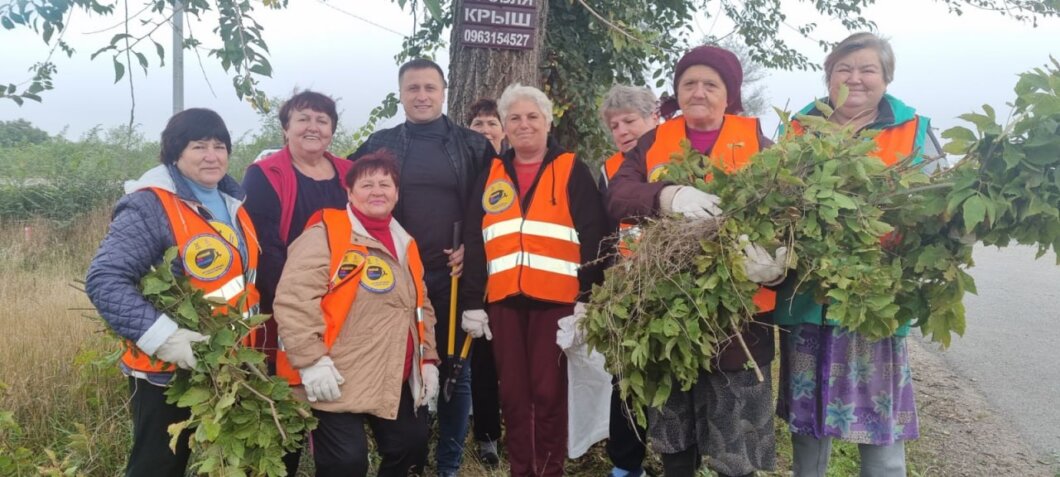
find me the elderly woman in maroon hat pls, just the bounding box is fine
[607,45,786,477]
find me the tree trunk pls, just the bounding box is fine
[446,0,548,125]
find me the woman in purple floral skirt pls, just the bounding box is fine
[776,31,944,477]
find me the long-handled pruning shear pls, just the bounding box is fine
[443,221,474,402]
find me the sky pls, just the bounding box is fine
[1,0,1058,151]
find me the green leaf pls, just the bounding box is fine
[176,386,211,407]
[962,195,987,231]
[153,40,166,66]
[134,51,149,73]
[141,276,170,296]
[112,58,125,83]
[423,0,443,18]
[831,192,857,210]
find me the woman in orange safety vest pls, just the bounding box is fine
[272,151,440,477]
[86,108,259,477]
[596,84,660,477]
[606,46,786,477]
[460,83,607,477]
[774,32,945,477]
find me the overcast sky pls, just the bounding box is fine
[1,0,1057,151]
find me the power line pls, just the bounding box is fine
[315,0,408,37]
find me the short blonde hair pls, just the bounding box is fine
[824,32,896,85]
[498,83,554,126]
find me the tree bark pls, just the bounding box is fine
[446,0,548,125]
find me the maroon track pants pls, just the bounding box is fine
[488,297,571,477]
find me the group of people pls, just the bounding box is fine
[87,30,938,477]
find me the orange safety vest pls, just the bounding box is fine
[275,208,428,386]
[481,153,581,304]
[789,117,919,167]
[122,188,261,374]
[600,151,624,188]
[644,115,776,312]
[601,151,638,258]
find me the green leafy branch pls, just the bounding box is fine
[587,59,1060,421]
[139,247,315,476]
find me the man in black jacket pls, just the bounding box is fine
[348,58,495,477]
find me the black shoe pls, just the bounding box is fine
[478,440,500,469]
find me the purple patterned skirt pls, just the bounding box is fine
[777,323,919,445]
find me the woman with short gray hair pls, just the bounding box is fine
[460,83,607,476]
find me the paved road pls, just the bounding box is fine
[917,244,1060,460]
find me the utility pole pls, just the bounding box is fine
[172,0,184,114]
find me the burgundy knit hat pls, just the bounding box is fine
[660,45,744,118]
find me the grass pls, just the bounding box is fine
[0,209,131,475]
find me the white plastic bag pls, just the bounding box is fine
[565,342,612,458]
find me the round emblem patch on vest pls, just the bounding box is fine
[182,234,234,281]
[209,220,240,247]
[648,164,669,183]
[360,255,395,293]
[332,250,366,286]
[482,179,516,214]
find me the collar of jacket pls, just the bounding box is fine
[797,93,917,129]
[122,163,245,203]
[345,204,416,266]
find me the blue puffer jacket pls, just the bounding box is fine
[85,164,247,385]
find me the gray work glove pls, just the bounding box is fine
[155,328,208,370]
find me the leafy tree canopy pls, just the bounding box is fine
[0,119,50,147]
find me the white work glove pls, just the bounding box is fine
[461,309,492,340]
[423,364,439,412]
[739,235,789,286]
[670,186,723,219]
[154,328,208,370]
[556,302,589,350]
[299,356,344,403]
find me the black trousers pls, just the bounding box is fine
[607,377,646,472]
[125,377,192,477]
[311,385,429,477]
[470,335,502,442]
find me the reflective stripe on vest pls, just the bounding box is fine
[789,117,919,167]
[275,207,428,386]
[481,153,581,304]
[121,188,261,374]
[643,116,776,312]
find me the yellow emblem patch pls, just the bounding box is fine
[209,221,240,247]
[332,250,366,287]
[648,164,669,183]
[360,255,395,293]
[482,179,516,214]
[182,234,234,281]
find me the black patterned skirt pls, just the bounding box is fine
[647,367,776,475]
